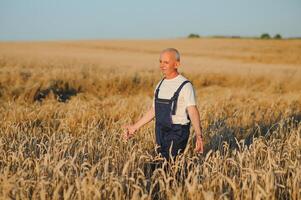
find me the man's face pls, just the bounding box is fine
[159,52,180,76]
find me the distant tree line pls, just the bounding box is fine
[188,33,200,38]
[187,33,283,39]
[260,33,282,39]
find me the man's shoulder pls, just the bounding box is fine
[179,75,196,102]
[178,74,188,81]
[179,74,193,84]
[178,75,193,87]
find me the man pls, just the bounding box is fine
[123,48,203,160]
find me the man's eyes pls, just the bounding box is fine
[159,60,169,64]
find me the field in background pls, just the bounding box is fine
[0,38,300,199]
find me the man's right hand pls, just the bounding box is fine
[122,125,137,141]
[194,135,204,154]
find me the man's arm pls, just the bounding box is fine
[123,107,155,140]
[187,105,204,153]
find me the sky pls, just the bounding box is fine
[0,0,300,41]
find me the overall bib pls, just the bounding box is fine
[154,78,191,160]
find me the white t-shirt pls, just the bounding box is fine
[153,74,197,125]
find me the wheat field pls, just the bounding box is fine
[0,38,300,199]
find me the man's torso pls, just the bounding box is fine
[153,74,196,125]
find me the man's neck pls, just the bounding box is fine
[165,71,179,79]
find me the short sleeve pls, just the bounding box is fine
[183,82,197,107]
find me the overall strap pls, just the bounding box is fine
[171,80,190,115]
[155,78,165,98]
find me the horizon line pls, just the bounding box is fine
[1,35,301,43]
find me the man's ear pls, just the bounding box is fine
[175,61,180,69]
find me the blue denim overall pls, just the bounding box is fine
[154,78,191,160]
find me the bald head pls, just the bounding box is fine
[161,48,180,62]
[159,48,181,79]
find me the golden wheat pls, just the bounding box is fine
[0,39,300,199]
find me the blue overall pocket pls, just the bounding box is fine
[155,98,173,128]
